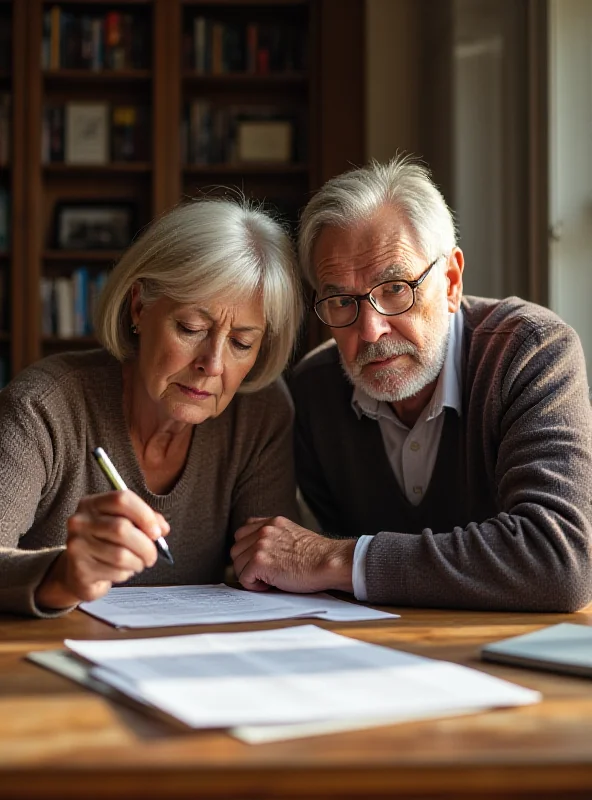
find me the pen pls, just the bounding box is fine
[92,446,174,565]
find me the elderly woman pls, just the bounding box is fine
[0,198,302,617]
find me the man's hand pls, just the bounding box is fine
[231,516,355,594]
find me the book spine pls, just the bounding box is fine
[40,277,55,336]
[0,187,9,251]
[91,18,104,71]
[41,11,51,69]
[54,277,75,339]
[81,16,94,70]
[49,6,61,70]
[246,24,258,74]
[49,106,64,162]
[211,23,223,76]
[105,11,120,70]
[194,17,207,74]
[89,270,109,332]
[72,266,89,336]
[0,94,10,166]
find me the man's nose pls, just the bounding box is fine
[355,299,393,342]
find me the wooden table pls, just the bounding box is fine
[3,605,592,799]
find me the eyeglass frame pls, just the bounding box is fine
[313,255,442,329]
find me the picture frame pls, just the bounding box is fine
[236,120,293,162]
[65,102,109,165]
[53,200,137,250]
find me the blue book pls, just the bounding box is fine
[482,623,592,678]
[72,266,90,335]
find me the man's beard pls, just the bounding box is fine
[340,314,451,403]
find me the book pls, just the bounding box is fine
[40,277,55,336]
[54,276,75,338]
[111,106,137,161]
[0,93,10,166]
[481,623,592,678]
[0,187,9,251]
[72,266,90,336]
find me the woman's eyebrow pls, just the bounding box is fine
[232,324,265,334]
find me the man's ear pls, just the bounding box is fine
[129,282,143,326]
[445,248,464,313]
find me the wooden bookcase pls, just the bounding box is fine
[15,0,364,372]
[0,0,26,381]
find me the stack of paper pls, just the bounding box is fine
[79,584,398,628]
[50,624,540,742]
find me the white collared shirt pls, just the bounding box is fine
[352,309,464,600]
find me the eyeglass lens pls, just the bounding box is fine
[316,281,414,327]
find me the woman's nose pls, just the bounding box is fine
[194,343,224,376]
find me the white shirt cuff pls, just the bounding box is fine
[352,535,373,601]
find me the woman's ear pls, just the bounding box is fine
[129,281,143,326]
[445,248,464,313]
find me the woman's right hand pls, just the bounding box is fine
[35,490,170,610]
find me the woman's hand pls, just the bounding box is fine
[35,490,170,610]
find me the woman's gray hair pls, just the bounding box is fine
[298,155,457,288]
[96,197,303,393]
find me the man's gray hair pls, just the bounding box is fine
[298,155,457,288]
[96,197,303,393]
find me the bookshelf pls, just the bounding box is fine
[16,0,363,369]
[0,3,10,380]
[24,0,169,363]
[177,0,312,235]
[0,0,26,383]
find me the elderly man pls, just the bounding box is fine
[231,157,592,612]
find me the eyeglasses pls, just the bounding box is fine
[313,257,441,328]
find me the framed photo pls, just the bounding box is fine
[236,120,293,162]
[53,200,136,250]
[65,102,109,165]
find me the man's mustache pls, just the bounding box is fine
[354,338,417,368]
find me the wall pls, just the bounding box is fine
[365,0,420,162]
[549,0,592,375]
[453,0,504,298]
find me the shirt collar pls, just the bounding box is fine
[351,308,464,422]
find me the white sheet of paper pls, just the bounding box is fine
[232,707,479,744]
[79,584,398,628]
[275,592,397,622]
[65,625,540,730]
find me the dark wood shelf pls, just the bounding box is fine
[12,0,364,374]
[43,0,150,5]
[44,162,151,174]
[42,336,98,346]
[44,69,151,84]
[44,250,121,263]
[184,162,308,175]
[183,71,307,88]
[182,0,308,5]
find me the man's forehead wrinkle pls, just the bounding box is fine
[315,241,380,272]
[317,241,416,294]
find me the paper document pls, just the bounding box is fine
[64,624,540,731]
[79,584,398,628]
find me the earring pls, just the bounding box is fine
[131,323,139,335]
